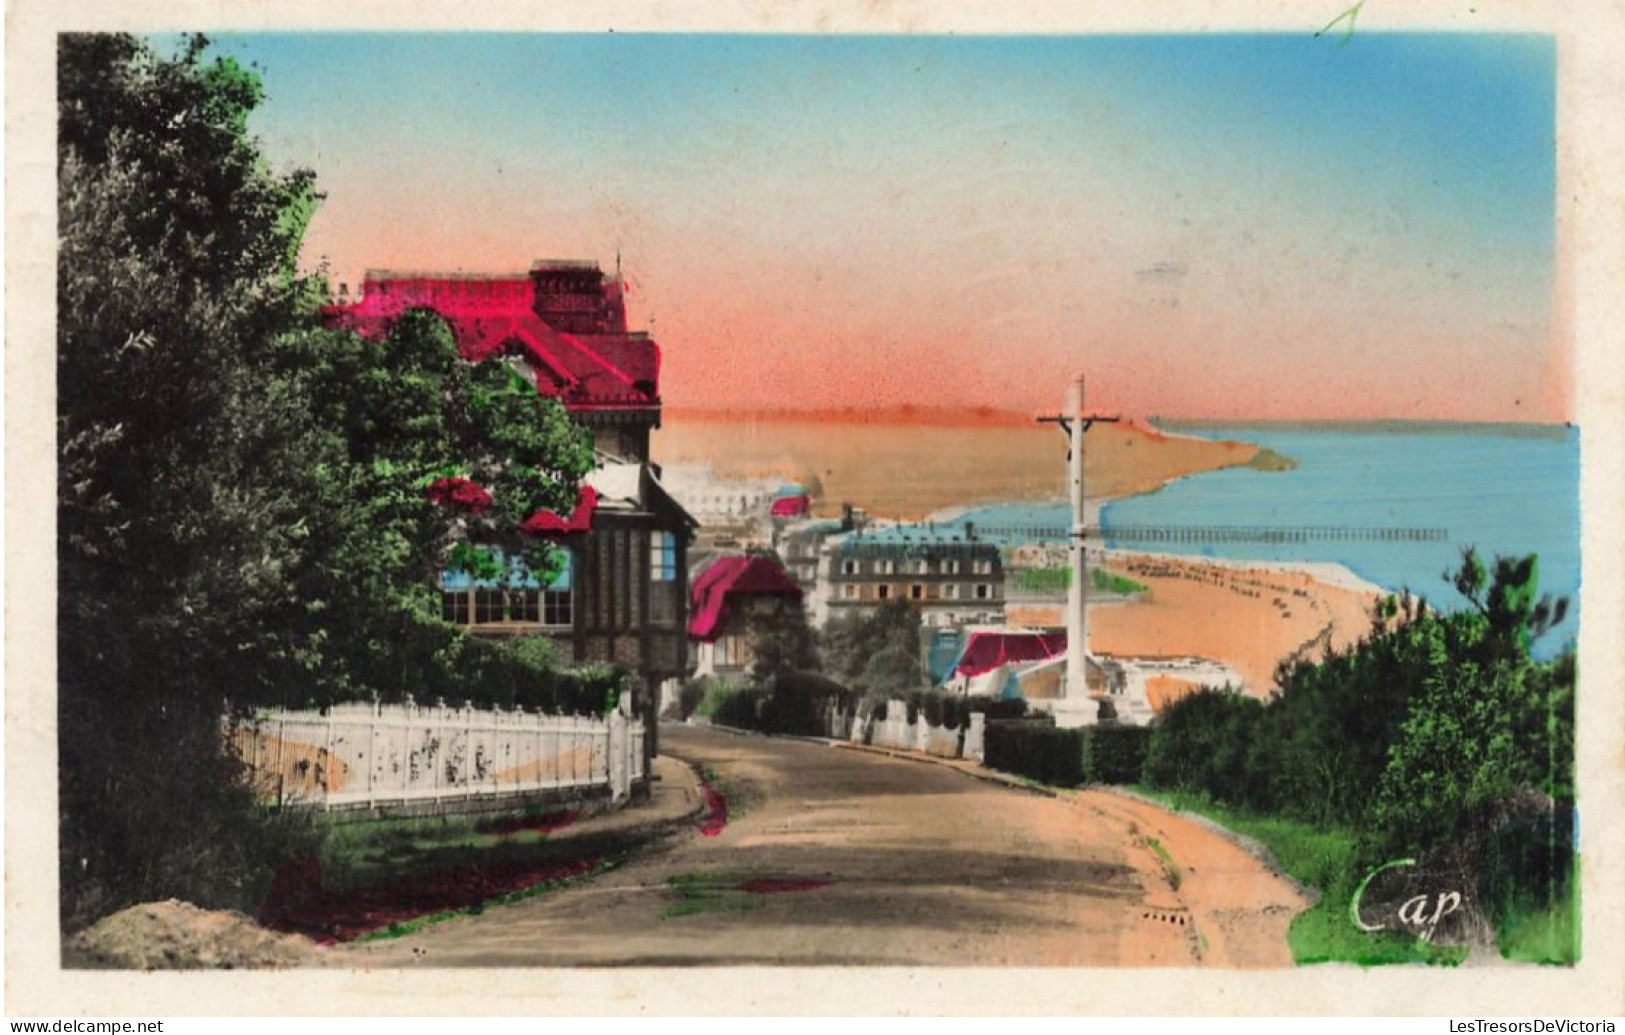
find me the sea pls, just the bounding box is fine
[947,423,1582,661]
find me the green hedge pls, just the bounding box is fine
[984,721,1151,787]
[705,671,852,737]
[1083,726,1151,784]
[984,720,1085,786]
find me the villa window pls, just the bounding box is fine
[943,560,961,575]
[877,584,891,601]
[943,584,960,600]
[650,531,677,582]
[842,559,860,575]
[975,584,992,600]
[973,559,994,575]
[910,584,924,600]
[842,584,860,600]
[876,559,895,575]
[441,592,471,625]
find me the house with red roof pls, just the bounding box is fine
[324,261,697,750]
[687,554,806,682]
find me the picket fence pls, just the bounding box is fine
[226,698,647,811]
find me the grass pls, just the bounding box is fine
[1012,567,1148,595]
[661,871,761,920]
[1495,857,1581,965]
[315,806,577,890]
[1126,785,1465,967]
[1146,837,1182,891]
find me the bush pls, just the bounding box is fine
[761,671,851,736]
[984,719,1085,787]
[693,679,742,719]
[710,685,770,731]
[1082,726,1151,784]
[440,636,625,715]
[675,678,712,720]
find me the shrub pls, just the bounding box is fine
[675,678,712,720]
[984,719,1085,787]
[693,679,742,719]
[1082,726,1151,784]
[761,671,851,736]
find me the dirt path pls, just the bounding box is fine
[336,726,1306,968]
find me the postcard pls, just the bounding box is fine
[7,0,1624,1018]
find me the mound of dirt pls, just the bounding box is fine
[66,899,324,970]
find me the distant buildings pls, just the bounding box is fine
[817,529,1005,628]
[323,261,697,751]
[661,465,804,551]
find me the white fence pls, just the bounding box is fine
[227,698,647,811]
[833,699,987,762]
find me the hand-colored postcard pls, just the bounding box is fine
[7,0,1624,1019]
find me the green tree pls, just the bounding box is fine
[58,34,335,926]
[55,33,594,926]
[747,602,821,685]
[820,599,924,696]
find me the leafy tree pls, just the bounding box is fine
[821,599,924,696]
[747,601,820,685]
[55,33,593,926]
[58,34,332,925]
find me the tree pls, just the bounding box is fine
[55,33,594,925]
[747,602,820,685]
[58,34,334,925]
[820,599,924,696]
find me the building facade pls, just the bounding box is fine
[323,260,696,752]
[817,532,1006,628]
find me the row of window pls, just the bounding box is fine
[838,557,996,576]
[838,582,996,602]
[443,589,572,628]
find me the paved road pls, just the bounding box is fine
[340,725,1304,967]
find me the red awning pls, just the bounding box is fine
[953,630,1068,679]
[770,494,810,517]
[521,485,598,536]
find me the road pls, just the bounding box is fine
[339,725,1307,967]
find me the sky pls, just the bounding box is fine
[205,32,1562,422]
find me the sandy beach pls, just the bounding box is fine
[1008,552,1382,698]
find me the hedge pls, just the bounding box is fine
[984,720,1152,787]
[984,719,1085,787]
[1082,726,1151,784]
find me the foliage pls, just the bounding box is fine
[984,720,1085,787]
[746,601,821,685]
[1139,548,1576,958]
[55,34,594,927]
[702,671,851,737]
[820,600,924,697]
[1081,726,1151,784]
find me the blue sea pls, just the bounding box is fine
[950,423,1582,661]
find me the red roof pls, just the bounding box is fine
[321,267,660,412]
[954,630,1067,678]
[688,555,804,641]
